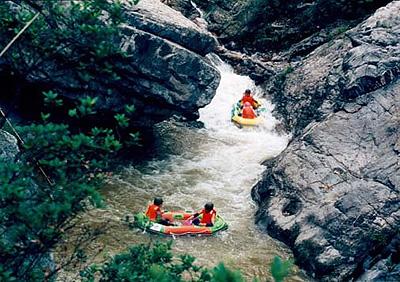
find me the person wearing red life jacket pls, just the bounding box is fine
[189,202,216,227]
[240,89,258,108]
[145,197,173,225]
[241,102,257,119]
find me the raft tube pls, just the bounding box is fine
[231,101,264,126]
[134,211,228,236]
[231,115,263,126]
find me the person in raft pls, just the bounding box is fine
[145,197,173,226]
[241,102,257,119]
[240,89,258,108]
[189,202,216,227]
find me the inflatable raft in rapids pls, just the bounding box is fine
[134,211,228,236]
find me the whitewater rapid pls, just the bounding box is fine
[56,57,304,281]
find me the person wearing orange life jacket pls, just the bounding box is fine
[145,197,173,225]
[189,202,216,227]
[241,102,257,119]
[240,89,258,108]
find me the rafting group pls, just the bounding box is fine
[231,89,264,127]
[134,197,228,236]
[133,89,264,236]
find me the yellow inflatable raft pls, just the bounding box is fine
[231,101,264,126]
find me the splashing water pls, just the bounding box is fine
[56,58,305,281]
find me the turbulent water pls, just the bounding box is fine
[57,58,305,281]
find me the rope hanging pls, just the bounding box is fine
[0,11,54,186]
[0,12,40,58]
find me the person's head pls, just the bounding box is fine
[154,197,163,206]
[244,102,252,107]
[204,202,214,212]
[244,89,251,96]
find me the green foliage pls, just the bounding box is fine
[80,242,211,282]
[40,112,50,122]
[80,242,295,282]
[0,0,137,85]
[211,263,244,282]
[270,256,293,282]
[0,120,122,280]
[43,90,63,107]
[124,104,136,114]
[76,96,98,116]
[114,113,129,128]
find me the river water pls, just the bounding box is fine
[57,57,305,281]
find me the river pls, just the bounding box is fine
[56,57,306,281]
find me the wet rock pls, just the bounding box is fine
[0,129,18,162]
[253,76,400,281]
[215,46,275,84]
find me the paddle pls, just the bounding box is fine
[183,219,192,226]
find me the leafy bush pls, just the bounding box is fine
[0,0,141,275]
[80,242,211,282]
[0,0,139,86]
[270,256,293,282]
[0,120,122,280]
[81,242,293,282]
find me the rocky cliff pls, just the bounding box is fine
[252,2,400,280]
[168,0,392,52]
[0,0,220,127]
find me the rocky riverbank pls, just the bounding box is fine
[251,1,400,280]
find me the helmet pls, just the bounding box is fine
[154,197,163,205]
[244,89,251,94]
[204,202,214,212]
[244,102,251,107]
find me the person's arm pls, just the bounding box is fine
[188,210,201,220]
[211,212,216,225]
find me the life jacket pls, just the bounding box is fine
[145,204,161,221]
[242,107,256,119]
[241,95,257,108]
[200,208,217,225]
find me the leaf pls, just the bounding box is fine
[270,256,293,282]
[212,263,244,282]
[68,108,78,118]
[41,112,50,122]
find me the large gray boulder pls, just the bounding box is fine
[252,2,400,281]
[1,0,220,127]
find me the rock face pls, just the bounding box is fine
[189,0,391,52]
[0,129,18,162]
[266,0,400,134]
[252,2,400,281]
[0,0,220,127]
